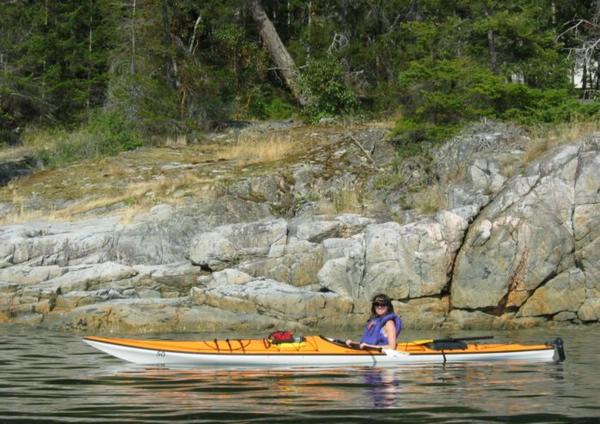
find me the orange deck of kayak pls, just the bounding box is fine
[84,335,552,356]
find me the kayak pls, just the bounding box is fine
[83,335,566,367]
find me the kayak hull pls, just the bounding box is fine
[83,335,561,367]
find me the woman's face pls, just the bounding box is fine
[373,301,389,316]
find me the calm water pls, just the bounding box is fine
[1,326,599,423]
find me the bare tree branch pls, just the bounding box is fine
[188,15,202,54]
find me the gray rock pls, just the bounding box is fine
[190,277,356,328]
[318,236,365,297]
[292,219,340,243]
[518,269,586,317]
[44,298,281,333]
[115,199,273,264]
[133,262,201,285]
[228,174,290,206]
[447,184,491,210]
[189,219,287,270]
[468,158,506,193]
[363,212,468,299]
[394,297,449,330]
[0,265,66,285]
[451,144,581,310]
[435,120,526,184]
[37,262,138,294]
[0,217,118,267]
[553,311,578,322]
[2,126,600,332]
[205,268,254,286]
[239,239,323,287]
[578,298,600,322]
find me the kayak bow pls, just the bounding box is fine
[83,335,565,366]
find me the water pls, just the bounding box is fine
[1,326,599,423]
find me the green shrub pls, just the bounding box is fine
[300,57,359,119]
[394,58,600,143]
[246,87,296,119]
[38,111,142,167]
[501,89,600,124]
[87,111,143,154]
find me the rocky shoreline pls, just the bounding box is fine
[1,122,599,333]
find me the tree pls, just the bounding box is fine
[250,0,310,106]
[557,1,600,97]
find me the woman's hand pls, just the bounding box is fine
[345,339,354,347]
[359,342,381,349]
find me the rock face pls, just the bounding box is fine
[189,219,288,270]
[1,124,600,333]
[451,138,600,327]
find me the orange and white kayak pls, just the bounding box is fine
[83,335,565,367]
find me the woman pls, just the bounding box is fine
[346,294,402,350]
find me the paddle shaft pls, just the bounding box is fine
[331,338,382,352]
[330,335,493,349]
[433,335,494,343]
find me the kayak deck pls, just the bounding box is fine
[83,335,564,366]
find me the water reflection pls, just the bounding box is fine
[0,326,599,423]
[363,367,401,408]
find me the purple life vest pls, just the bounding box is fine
[360,313,402,345]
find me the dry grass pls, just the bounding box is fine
[0,173,216,225]
[412,183,447,214]
[217,132,297,165]
[0,145,31,161]
[441,166,467,185]
[333,186,363,213]
[523,120,600,165]
[163,135,188,148]
[0,127,63,161]
[315,182,365,214]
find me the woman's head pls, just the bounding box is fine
[370,293,394,316]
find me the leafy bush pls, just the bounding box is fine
[394,58,600,143]
[395,59,503,140]
[502,89,600,124]
[246,87,296,119]
[87,111,143,154]
[37,111,142,166]
[300,57,359,119]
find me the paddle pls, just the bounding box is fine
[324,337,383,351]
[406,335,494,346]
[325,335,493,350]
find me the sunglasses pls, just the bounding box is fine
[373,302,388,308]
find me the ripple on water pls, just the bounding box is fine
[0,326,599,423]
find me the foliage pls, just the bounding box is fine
[36,111,142,167]
[395,58,600,142]
[245,87,296,119]
[2,0,600,162]
[395,59,503,141]
[300,57,359,119]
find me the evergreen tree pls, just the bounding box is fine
[1,0,116,125]
[1,0,599,151]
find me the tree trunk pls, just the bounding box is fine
[130,0,136,75]
[483,1,498,73]
[87,0,93,111]
[250,0,309,106]
[582,62,588,98]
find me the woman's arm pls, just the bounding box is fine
[382,320,397,349]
